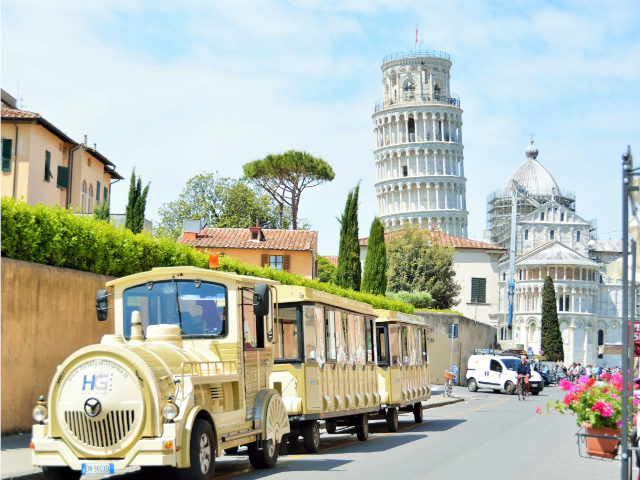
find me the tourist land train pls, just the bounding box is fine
[30,265,431,480]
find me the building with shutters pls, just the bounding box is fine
[372,50,468,237]
[358,231,505,325]
[178,222,319,279]
[1,89,122,212]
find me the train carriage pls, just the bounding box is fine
[31,266,290,480]
[374,309,431,432]
[269,286,381,452]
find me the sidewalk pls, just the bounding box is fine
[1,392,461,480]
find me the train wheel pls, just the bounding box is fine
[355,413,369,441]
[42,468,81,480]
[303,421,321,453]
[248,439,279,469]
[386,408,399,432]
[181,419,215,480]
[413,402,423,424]
[224,446,239,455]
[325,419,337,434]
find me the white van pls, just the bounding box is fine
[466,354,543,395]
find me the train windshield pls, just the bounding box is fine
[123,279,227,338]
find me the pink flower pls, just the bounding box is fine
[559,379,572,391]
[579,375,589,384]
[592,401,614,417]
[536,407,542,414]
[601,373,612,382]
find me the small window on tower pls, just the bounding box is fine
[402,166,408,177]
[524,229,528,241]
[540,212,545,221]
[550,230,555,240]
[560,212,565,221]
[576,231,581,242]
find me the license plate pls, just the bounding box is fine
[531,383,539,387]
[81,463,114,475]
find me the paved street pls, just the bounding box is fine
[4,385,624,480]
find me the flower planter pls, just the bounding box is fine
[583,422,621,459]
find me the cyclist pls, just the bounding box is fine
[516,355,531,397]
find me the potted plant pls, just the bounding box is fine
[544,373,636,459]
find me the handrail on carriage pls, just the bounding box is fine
[180,361,239,401]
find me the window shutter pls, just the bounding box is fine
[103,187,108,203]
[261,254,269,267]
[56,166,69,189]
[283,255,291,272]
[478,278,486,303]
[471,278,478,303]
[1,139,12,172]
[44,150,52,181]
[96,181,101,202]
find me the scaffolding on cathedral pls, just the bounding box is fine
[486,186,577,250]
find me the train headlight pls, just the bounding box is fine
[162,402,179,420]
[33,405,48,422]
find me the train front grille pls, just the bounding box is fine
[64,410,136,448]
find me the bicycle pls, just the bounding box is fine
[517,374,527,401]
[443,370,455,397]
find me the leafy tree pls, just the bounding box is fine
[541,276,564,362]
[243,150,335,229]
[386,226,461,310]
[155,173,307,240]
[317,256,337,284]
[361,217,387,295]
[336,184,361,291]
[93,200,110,222]
[125,169,150,234]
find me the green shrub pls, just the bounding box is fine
[387,291,434,309]
[1,198,413,313]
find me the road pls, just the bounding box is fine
[91,385,622,480]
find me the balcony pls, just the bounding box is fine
[374,94,461,113]
[379,131,459,147]
[382,50,451,64]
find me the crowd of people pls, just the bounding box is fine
[553,361,621,382]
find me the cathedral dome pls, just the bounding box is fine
[504,140,561,194]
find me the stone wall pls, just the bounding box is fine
[1,258,114,433]
[416,311,498,386]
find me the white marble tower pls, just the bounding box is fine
[373,51,468,237]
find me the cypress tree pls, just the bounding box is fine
[125,169,150,234]
[541,275,564,362]
[336,184,361,291]
[361,217,387,295]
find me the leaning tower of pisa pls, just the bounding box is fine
[373,50,468,237]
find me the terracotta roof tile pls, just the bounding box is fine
[322,255,338,267]
[2,107,41,119]
[359,231,506,251]
[179,228,318,252]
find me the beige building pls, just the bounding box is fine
[1,90,122,212]
[179,222,319,278]
[359,231,505,324]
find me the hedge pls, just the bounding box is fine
[1,198,413,313]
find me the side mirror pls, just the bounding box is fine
[253,284,270,317]
[96,289,113,321]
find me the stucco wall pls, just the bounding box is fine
[202,248,316,278]
[1,258,115,433]
[418,311,497,386]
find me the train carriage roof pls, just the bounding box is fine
[106,266,281,289]
[374,309,430,326]
[274,285,374,316]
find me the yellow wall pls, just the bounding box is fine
[202,247,316,278]
[1,123,113,211]
[1,258,115,433]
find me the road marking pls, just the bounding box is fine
[432,398,511,420]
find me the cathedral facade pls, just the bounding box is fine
[492,142,622,366]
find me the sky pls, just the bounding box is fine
[3,0,640,255]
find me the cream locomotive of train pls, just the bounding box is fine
[31,266,431,480]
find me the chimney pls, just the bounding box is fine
[182,219,205,240]
[84,135,87,145]
[94,143,97,150]
[249,218,263,241]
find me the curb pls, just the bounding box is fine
[423,397,463,410]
